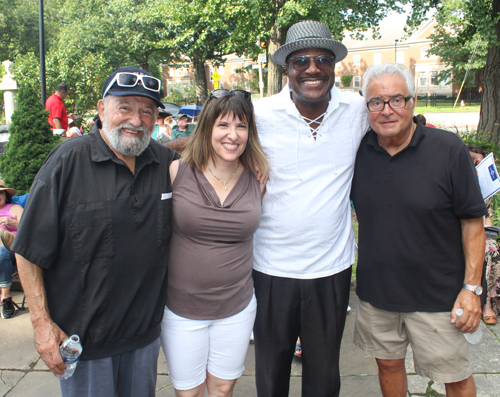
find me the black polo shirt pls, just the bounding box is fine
[351,118,487,312]
[13,128,179,360]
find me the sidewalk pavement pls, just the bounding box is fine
[1,289,499,397]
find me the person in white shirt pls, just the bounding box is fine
[252,20,369,397]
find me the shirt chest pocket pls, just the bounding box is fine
[157,196,173,247]
[69,206,115,264]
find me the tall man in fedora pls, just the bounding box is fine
[14,67,179,396]
[252,20,369,396]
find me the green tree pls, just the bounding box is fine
[341,74,353,87]
[14,48,111,117]
[0,84,59,194]
[56,0,172,76]
[425,0,500,144]
[157,0,262,104]
[163,83,198,105]
[0,0,64,62]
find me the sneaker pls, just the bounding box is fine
[1,297,16,319]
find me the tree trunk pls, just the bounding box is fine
[192,57,208,105]
[267,24,284,96]
[477,0,500,144]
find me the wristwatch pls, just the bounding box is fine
[463,284,483,296]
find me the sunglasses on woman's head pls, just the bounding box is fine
[209,89,252,101]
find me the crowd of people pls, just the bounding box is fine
[1,18,498,397]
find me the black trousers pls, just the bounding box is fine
[253,267,352,397]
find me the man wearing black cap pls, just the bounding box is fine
[14,67,179,396]
[252,21,369,396]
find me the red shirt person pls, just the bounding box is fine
[45,83,69,131]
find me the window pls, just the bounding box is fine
[420,47,428,59]
[169,69,174,77]
[430,71,438,86]
[218,66,224,75]
[231,65,237,74]
[175,69,182,77]
[209,66,214,82]
[419,72,427,87]
[183,68,188,77]
[353,54,360,66]
[335,76,340,87]
[396,51,404,64]
[373,53,382,64]
[353,76,360,89]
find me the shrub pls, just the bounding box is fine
[341,74,353,87]
[0,84,60,194]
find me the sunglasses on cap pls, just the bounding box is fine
[103,72,161,98]
[287,55,335,72]
[209,89,252,101]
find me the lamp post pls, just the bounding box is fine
[395,39,399,63]
[39,0,46,105]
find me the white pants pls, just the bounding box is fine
[160,294,256,390]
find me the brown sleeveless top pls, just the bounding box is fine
[166,160,261,320]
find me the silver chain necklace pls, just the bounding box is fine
[207,163,239,190]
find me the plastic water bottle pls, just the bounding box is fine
[57,335,83,380]
[455,309,482,344]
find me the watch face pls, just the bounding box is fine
[475,286,483,296]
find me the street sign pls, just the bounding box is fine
[214,82,219,89]
[211,71,220,81]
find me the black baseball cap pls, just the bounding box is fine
[102,67,165,108]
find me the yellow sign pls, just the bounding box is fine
[211,71,220,81]
[214,82,219,89]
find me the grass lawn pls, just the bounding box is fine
[414,103,480,113]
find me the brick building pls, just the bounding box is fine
[339,15,452,96]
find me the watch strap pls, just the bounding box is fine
[462,284,481,295]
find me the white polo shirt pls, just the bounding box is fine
[253,84,369,279]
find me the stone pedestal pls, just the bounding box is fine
[0,60,18,124]
[1,85,18,123]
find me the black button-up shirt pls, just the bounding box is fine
[14,129,180,360]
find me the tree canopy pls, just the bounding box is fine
[155,0,262,103]
[1,0,498,143]
[424,0,500,142]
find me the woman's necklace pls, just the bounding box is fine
[207,163,239,190]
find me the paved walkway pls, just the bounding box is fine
[424,111,480,132]
[1,290,499,396]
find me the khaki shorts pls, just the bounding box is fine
[353,300,471,383]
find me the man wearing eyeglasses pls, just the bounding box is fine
[351,63,486,397]
[14,67,179,396]
[252,20,370,397]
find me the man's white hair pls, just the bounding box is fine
[362,62,415,99]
